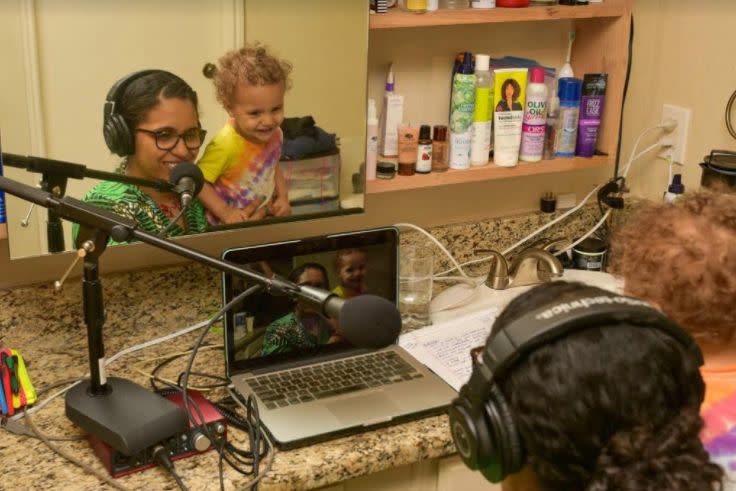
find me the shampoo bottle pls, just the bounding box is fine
[575,73,607,157]
[470,54,492,166]
[520,66,548,162]
[449,52,476,170]
[378,64,404,158]
[366,99,378,180]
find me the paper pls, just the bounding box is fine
[398,307,499,392]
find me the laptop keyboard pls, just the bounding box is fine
[245,351,424,410]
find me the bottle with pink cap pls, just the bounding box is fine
[520,66,548,162]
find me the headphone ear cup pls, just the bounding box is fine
[449,400,486,471]
[486,384,524,479]
[103,111,134,157]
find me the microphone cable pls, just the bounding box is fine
[158,202,192,238]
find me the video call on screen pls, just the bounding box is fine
[225,237,396,364]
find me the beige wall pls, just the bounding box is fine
[622,0,736,199]
[2,1,732,288]
[244,0,368,199]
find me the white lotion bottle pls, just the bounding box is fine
[366,98,378,180]
[378,64,404,157]
[470,54,492,166]
[520,67,548,162]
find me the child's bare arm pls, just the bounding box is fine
[269,165,291,217]
[199,183,256,224]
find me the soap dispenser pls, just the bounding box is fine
[664,174,685,203]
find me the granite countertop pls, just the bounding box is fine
[0,207,601,490]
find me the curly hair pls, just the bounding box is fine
[203,44,292,109]
[493,281,723,491]
[609,190,736,344]
[501,78,521,101]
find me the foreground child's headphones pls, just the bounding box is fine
[102,69,193,157]
[448,287,704,483]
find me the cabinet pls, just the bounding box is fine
[366,0,633,194]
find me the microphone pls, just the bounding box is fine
[298,286,402,349]
[169,162,204,207]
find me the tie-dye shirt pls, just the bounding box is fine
[197,121,282,225]
[701,365,736,489]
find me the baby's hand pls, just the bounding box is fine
[241,198,267,221]
[218,206,250,224]
[269,194,291,217]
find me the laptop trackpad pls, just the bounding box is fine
[326,394,399,425]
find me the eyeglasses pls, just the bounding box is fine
[135,127,207,151]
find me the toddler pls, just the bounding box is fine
[198,45,292,225]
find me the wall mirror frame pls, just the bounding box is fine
[0,0,368,274]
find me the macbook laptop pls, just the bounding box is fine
[222,226,456,449]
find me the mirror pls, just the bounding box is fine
[0,0,367,259]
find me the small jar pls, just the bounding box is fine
[399,0,428,12]
[376,161,396,179]
[439,0,469,8]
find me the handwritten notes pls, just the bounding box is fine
[398,307,499,392]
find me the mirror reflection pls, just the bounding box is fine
[0,0,367,259]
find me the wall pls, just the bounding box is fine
[621,0,736,199]
[3,1,731,288]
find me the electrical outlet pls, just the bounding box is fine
[658,104,691,164]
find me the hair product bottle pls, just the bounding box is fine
[432,125,449,172]
[520,67,548,162]
[470,54,492,166]
[416,125,433,174]
[378,64,404,158]
[554,78,582,158]
[543,96,559,160]
[575,73,607,157]
[366,99,378,180]
[449,52,476,170]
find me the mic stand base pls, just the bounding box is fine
[65,377,188,456]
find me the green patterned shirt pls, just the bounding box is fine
[71,180,208,245]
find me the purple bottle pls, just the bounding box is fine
[576,74,608,158]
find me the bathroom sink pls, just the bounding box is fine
[430,269,624,325]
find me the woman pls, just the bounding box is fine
[261,263,339,356]
[74,70,211,244]
[484,281,723,491]
[610,190,736,487]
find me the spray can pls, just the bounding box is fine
[449,52,476,170]
[554,78,582,158]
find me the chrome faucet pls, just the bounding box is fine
[477,247,564,290]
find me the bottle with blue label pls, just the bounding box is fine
[554,77,582,158]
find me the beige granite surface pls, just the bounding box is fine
[0,206,602,490]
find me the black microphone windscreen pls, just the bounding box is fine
[339,295,402,349]
[169,162,204,197]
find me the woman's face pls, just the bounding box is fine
[505,83,515,100]
[296,267,328,315]
[127,97,200,183]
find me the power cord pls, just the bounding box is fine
[153,445,188,491]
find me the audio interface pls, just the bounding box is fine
[89,390,226,478]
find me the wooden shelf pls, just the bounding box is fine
[369,4,626,30]
[366,155,610,193]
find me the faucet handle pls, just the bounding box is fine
[474,249,510,290]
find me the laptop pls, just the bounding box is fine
[222,226,457,449]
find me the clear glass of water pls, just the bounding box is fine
[399,246,434,330]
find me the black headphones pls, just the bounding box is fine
[448,287,704,483]
[102,69,194,157]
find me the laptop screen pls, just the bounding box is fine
[222,227,398,374]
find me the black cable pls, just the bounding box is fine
[613,14,635,179]
[153,445,188,491]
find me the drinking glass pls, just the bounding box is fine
[399,246,434,329]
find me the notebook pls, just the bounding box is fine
[222,226,456,449]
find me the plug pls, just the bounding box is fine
[661,118,678,134]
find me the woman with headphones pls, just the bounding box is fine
[73,70,209,244]
[450,281,723,491]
